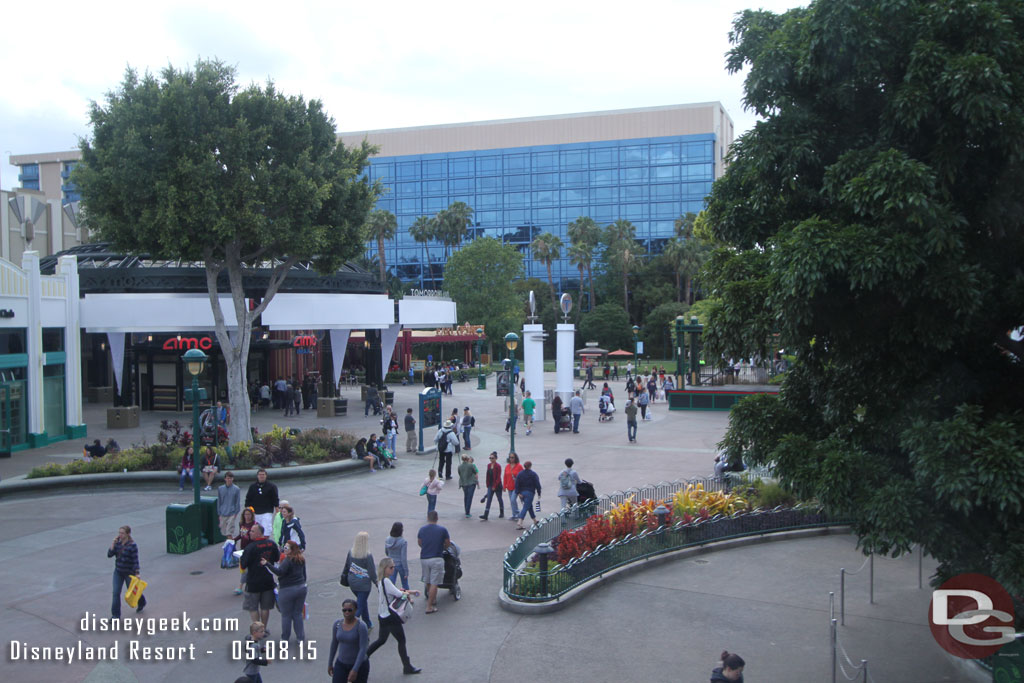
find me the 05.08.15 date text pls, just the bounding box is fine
[232,639,316,661]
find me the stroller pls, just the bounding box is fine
[438,542,463,600]
[555,408,573,433]
[598,395,615,422]
[576,480,598,517]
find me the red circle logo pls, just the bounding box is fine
[929,573,1016,659]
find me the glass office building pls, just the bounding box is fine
[343,103,734,291]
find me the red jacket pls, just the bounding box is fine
[485,462,503,490]
[503,463,523,491]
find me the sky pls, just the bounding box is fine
[1,0,806,191]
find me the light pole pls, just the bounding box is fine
[505,332,519,453]
[632,325,640,374]
[475,327,485,390]
[182,348,208,506]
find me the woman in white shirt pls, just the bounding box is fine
[366,558,421,675]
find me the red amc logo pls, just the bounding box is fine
[292,335,317,348]
[929,573,1016,659]
[162,336,213,351]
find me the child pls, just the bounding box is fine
[423,469,444,513]
[241,621,269,682]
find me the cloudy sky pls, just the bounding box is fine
[1,0,805,190]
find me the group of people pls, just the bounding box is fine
[422,362,466,395]
[177,443,225,491]
[255,375,319,414]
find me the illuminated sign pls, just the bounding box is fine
[292,335,318,348]
[162,336,213,351]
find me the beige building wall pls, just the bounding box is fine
[340,102,734,178]
[1,188,88,264]
[10,149,82,203]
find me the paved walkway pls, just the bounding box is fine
[0,376,974,682]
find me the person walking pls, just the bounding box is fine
[108,525,146,617]
[625,398,639,442]
[328,598,369,683]
[710,650,746,681]
[582,363,596,390]
[422,470,443,513]
[278,503,305,550]
[384,522,411,590]
[503,452,523,520]
[551,394,564,433]
[244,469,279,535]
[457,454,479,518]
[284,382,295,416]
[433,420,459,480]
[514,461,542,531]
[240,524,278,628]
[366,557,422,675]
[404,408,417,453]
[460,407,475,451]
[261,540,307,642]
[569,390,585,434]
[637,386,650,421]
[556,458,582,509]
[383,408,399,456]
[234,508,256,596]
[417,511,450,614]
[365,384,380,417]
[521,391,535,435]
[479,451,505,520]
[217,471,241,539]
[342,531,377,632]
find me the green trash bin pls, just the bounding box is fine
[477,374,486,390]
[199,497,225,545]
[166,503,204,555]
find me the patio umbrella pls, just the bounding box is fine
[608,349,634,357]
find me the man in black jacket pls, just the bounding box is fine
[240,524,278,628]
[245,469,279,534]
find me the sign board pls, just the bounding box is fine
[410,360,426,371]
[495,370,510,397]
[637,341,645,355]
[417,388,442,452]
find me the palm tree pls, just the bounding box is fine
[568,242,590,316]
[568,216,601,310]
[364,209,397,286]
[409,215,437,286]
[436,201,474,259]
[668,212,710,303]
[604,219,641,313]
[530,232,563,311]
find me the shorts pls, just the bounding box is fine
[242,589,275,611]
[219,514,239,538]
[420,557,444,585]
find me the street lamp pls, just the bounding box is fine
[505,332,519,453]
[475,327,485,390]
[182,348,208,506]
[632,325,640,374]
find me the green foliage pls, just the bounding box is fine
[365,209,398,286]
[579,303,632,351]
[443,237,524,345]
[642,302,690,358]
[742,479,798,509]
[706,0,1024,594]
[27,444,175,478]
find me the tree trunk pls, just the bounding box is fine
[377,236,387,286]
[676,270,682,303]
[623,267,629,313]
[546,261,557,312]
[587,261,596,312]
[684,276,692,305]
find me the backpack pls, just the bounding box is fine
[559,470,574,491]
[437,429,451,455]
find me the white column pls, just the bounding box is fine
[522,323,545,420]
[23,250,44,437]
[556,323,575,404]
[59,255,84,429]
[48,199,62,255]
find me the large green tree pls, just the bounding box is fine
[530,232,563,311]
[603,219,643,314]
[579,303,632,351]
[75,60,376,444]
[443,237,524,350]
[568,216,601,310]
[409,215,437,285]
[705,0,1024,594]
[364,209,397,287]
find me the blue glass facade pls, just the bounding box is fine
[364,133,715,289]
[17,163,40,191]
[61,162,81,203]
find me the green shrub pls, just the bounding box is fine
[292,443,329,463]
[745,480,797,509]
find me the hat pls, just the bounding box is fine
[464,406,470,410]
[444,420,453,428]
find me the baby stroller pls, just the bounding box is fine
[555,408,573,433]
[576,480,598,517]
[598,395,615,422]
[438,542,463,600]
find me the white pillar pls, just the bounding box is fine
[22,250,44,438]
[522,323,545,420]
[59,255,84,430]
[556,323,575,404]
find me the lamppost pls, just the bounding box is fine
[182,348,208,506]
[505,332,519,453]
[475,327,486,390]
[632,325,640,374]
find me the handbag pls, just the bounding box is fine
[340,555,351,587]
[389,593,413,623]
[535,498,542,514]
[124,575,148,608]
[419,484,428,496]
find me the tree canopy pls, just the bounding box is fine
[704,0,1024,594]
[579,303,632,351]
[75,59,376,441]
[443,237,524,346]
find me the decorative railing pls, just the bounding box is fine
[503,503,850,603]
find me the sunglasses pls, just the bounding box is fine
[342,608,355,613]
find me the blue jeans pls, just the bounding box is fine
[179,468,193,488]
[483,487,504,517]
[387,432,397,454]
[112,571,145,618]
[353,589,373,629]
[572,413,581,433]
[507,490,520,517]
[394,562,410,590]
[518,490,536,521]
[462,427,472,449]
[426,493,437,513]
[462,484,476,515]
[627,420,637,441]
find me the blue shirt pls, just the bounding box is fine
[417,523,450,559]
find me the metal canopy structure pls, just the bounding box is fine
[38,243,385,296]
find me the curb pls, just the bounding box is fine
[497,525,853,615]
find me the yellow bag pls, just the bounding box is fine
[124,575,148,608]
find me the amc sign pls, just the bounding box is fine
[292,335,317,348]
[162,336,214,351]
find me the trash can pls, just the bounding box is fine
[166,504,204,554]
[477,374,486,390]
[199,497,225,544]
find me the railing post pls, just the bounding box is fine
[869,553,874,604]
[861,660,868,682]
[918,544,923,589]
[533,542,555,597]
[840,568,846,626]
[829,591,834,622]
[830,618,838,683]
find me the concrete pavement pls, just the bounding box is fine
[0,375,977,681]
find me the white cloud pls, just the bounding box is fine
[1,0,806,189]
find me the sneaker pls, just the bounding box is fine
[479,514,488,520]
[465,513,471,518]
[234,588,243,595]
[178,486,184,491]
